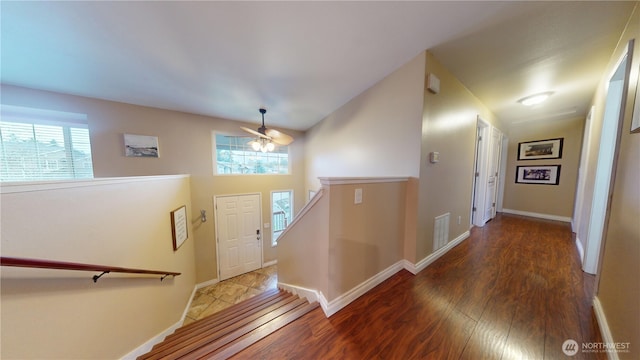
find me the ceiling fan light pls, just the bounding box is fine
[251,140,261,151]
[266,142,275,152]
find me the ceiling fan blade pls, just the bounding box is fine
[240,126,270,139]
[265,128,294,145]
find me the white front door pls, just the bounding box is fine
[215,194,262,280]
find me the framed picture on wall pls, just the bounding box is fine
[170,205,188,251]
[124,134,159,158]
[517,138,563,160]
[515,165,561,185]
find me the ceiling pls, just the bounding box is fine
[1,1,635,131]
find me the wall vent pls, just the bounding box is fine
[433,213,450,252]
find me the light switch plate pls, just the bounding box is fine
[355,188,363,204]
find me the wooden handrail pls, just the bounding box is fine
[0,256,181,282]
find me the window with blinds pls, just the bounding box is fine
[0,105,94,182]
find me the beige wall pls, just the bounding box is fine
[277,189,330,297]
[416,52,502,261]
[304,52,425,192]
[277,179,407,303]
[502,117,584,218]
[595,4,639,357]
[1,176,195,359]
[0,85,306,283]
[327,180,406,300]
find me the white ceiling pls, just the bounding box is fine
[1,1,635,131]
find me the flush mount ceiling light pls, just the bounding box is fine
[518,91,554,106]
[241,108,294,153]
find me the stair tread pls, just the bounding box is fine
[147,293,297,358]
[205,301,320,360]
[140,291,303,360]
[177,298,315,359]
[175,288,282,334]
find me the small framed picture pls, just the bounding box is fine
[170,205,188,251]
[515,165,561,185]
[124,134,159,158]
[517,138,563,160]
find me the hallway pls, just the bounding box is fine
[234,214,606,359]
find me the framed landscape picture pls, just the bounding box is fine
[124,134,159,158]
[515,165,561,185]
[517,138,563,160]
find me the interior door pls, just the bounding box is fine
[215,194,262,280]
[484,127,502,222]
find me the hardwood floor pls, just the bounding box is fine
[233,214,606,359]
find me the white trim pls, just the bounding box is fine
[501,208,572,223]
[263,259,278,267]
[0,174,190,194]
[575,237,585,265]
[593,297,619,360]
[319,177,409,185]
[120,321,182,360]
[323,261,404,317]
[279,260,405,318]
[404,231,470,275]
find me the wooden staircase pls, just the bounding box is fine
[138,288,318,360]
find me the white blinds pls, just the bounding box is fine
[0,106,94,182]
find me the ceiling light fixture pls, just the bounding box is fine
[241,108,294,153]
[518,91,554,106]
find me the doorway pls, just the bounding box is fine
[472,117,503,227]
[582,40,634,275]
[214,193,263,280]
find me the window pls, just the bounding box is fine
[271,190,293,246]
[0,105,94,182]
[214,133,289,175]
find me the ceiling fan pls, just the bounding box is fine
[241,108,294,152]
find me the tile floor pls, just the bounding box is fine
[184,265,278,325]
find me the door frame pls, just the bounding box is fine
[583,40,634,275]
[472,116,491,227]
[213,192,263,280]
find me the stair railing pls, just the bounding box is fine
[0,256,181,282]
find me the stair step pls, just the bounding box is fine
[204,300,320,359]
[175,288,281,335]
[138,290,318,360]
[144,293,297,359]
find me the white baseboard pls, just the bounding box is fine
[279,260,405,318]
[501,208,572,223]
[263,259,278,267]
[404,230,470,275]
[324,261,405,317]
[122,276,219,359]
[120,321,182,360]
[593,297,618,360]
